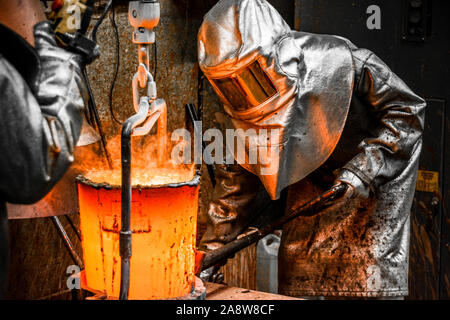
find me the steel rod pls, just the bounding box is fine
[198,183,347,272]
[186,103,216,187]
[119,103,151,300]
[63,215,82,242]
[50,216,84,269]
[119,119,133,300]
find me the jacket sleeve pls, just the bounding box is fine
[0,21,87,204]
[341,47,426,192]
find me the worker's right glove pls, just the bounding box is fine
[327,169,372,213]
[334,169,371,200]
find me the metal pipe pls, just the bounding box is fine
[119,98,151,300]
[63,215,82,242]
[120,1,162,299]
[119,120,132,300]
[185,103,216,187]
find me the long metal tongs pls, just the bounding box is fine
[195,183,348,274]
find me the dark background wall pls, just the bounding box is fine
[294,0,449,299]
[5,0,449,299]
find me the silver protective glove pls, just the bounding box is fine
[0,21,88,204]
[334,169,371,200]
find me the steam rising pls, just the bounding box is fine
[74,135,194,186]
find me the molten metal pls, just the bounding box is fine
[77,168,199,299]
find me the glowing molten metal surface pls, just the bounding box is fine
[84,167,194,187]
[77,168,198,299]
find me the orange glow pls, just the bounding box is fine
[84,167,194,187]
[77,168,199,299]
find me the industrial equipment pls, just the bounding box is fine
[120,0,166,300]
[77,171,201,299]
[75,0,206,300]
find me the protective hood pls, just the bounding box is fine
[198,0,354,199]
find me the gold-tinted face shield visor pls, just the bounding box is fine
[208,60,277,111]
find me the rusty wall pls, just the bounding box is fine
[6,214,82,299]
[83,0,220,230]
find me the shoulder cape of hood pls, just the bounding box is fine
[221,31,355,199]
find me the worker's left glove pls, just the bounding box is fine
[333,169,371,200]
[33,20,88,110]
[33,20,88,165]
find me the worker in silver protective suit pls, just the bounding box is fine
[198,0,426,298]
[0,7,88,296]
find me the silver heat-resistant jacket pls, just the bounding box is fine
[199,0,426,297]
[0,21,87,294]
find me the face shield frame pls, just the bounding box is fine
[206,58,279,112]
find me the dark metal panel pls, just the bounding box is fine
[441,100,450,299]
[295,0,449,98]
[295,0,400,67]
[409,99,445,299]
[267,0,295,28]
